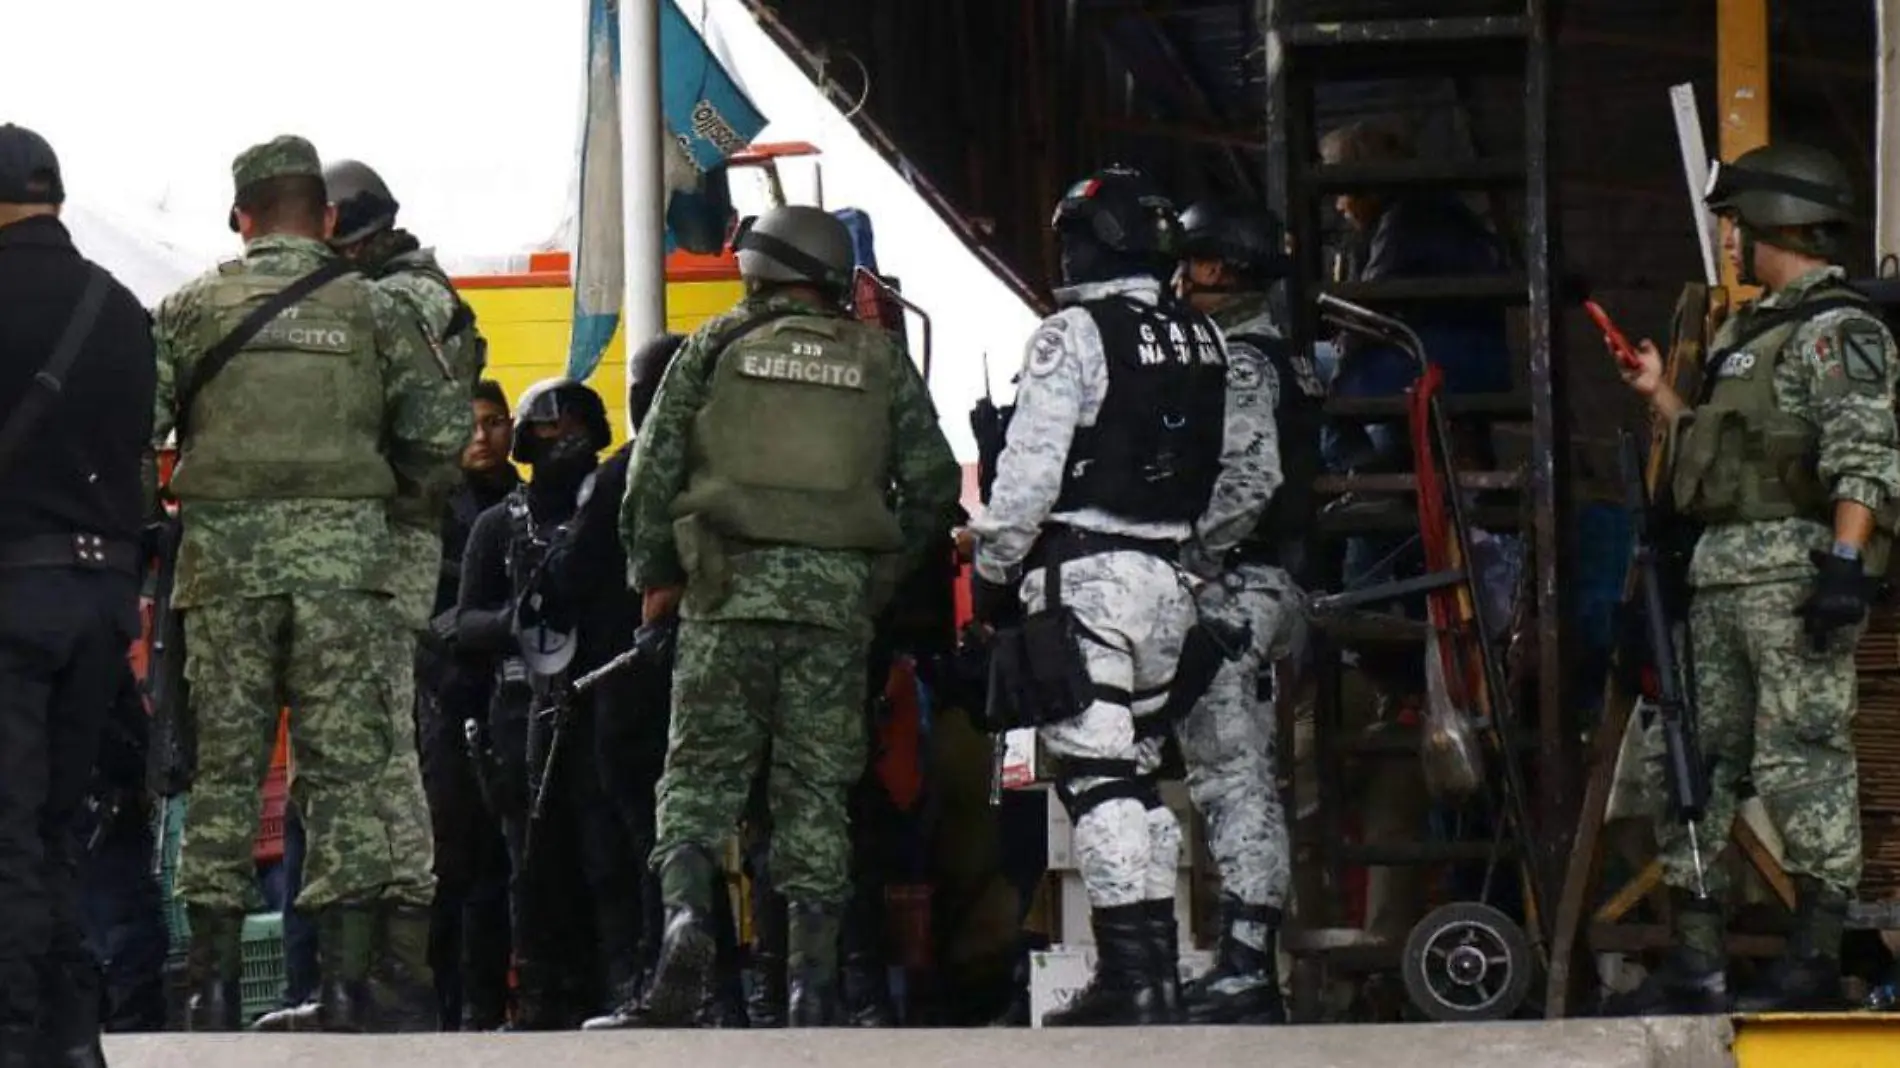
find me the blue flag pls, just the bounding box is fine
[567,0,626,382]
[566,0,769,382]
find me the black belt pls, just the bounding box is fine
[0,533,139,574]
[1027,524,1179,570]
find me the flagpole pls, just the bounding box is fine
[622,0,667,408]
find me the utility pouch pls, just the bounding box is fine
[981,559,1093,731]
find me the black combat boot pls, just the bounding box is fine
[370,904,438,1032]
[1735,876,1848,1013]
[638,846,722,1027]
[40,955,108,1067]
[459,910,511,1031]
[1182,899,1285,1025]
[1600,891,1730,1017]
[841,952,896,1027]
[253,906,376,1032]
[0,1026,36,1068]
[1041,904,1169,1027]
[1142,899,1186,1024]
[183,908,243,1032]
[747,887,789,1027]
[786,902,843,1027]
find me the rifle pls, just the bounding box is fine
[1620,430,1712,897]
[526,617,679,831]
[143,514,194,800]
[970,354,1012,507]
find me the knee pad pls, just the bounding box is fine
[1056,757,1160,822]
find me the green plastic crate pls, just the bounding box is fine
[239,912,287,1025]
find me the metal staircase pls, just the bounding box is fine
[1261,0,1565,1022]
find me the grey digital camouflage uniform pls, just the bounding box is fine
[972,275,1275,908]
[1658,265,1900,898]
[1175,298,1295,946]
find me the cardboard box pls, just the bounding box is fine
[1057,869,1194,947]
[1001,728,1039,789]
[1045,780,1199,871]
[1028,946,1215,1028]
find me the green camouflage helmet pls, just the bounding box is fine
[1704,142,1856,229]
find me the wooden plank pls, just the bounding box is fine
[1717,0,1768,302]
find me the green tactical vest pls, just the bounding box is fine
[671,313,905,553]
[390,255,487,385]
[169,262,397,502]
[1669,283,1869,526]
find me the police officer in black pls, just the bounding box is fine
[0,124,156,1068]
[456,379,639,1029]
[419,378,518,1030]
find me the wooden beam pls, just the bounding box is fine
[1717,0,1768,300]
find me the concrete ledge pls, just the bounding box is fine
[104,1018,1738,1068]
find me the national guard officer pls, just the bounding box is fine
[1171,200,1316,1025]
[621,206,961,1027]
[967,166,1274,1027]
[1610,142,1900,1014]
[152,135,466,1033]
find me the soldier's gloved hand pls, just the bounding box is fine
[1799,548,1875,652]
[972,574,1022,629]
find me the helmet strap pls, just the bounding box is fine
[1737,224,1761,288]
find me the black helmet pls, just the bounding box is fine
[734,205,856,292]
[511,378,611,465]
[1051,165,1181,263]
[1704,142,1855,229]
[627,332,685,432]
[1178,200,1291,282]
[323,159,399,246]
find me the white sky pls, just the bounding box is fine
[3,0,1037,458]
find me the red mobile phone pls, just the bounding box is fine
[1584,300,1641,371]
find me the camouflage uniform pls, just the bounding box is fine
[1661,265,1900,900]
[368,240,484,634]
[1177,297,1297,936]
[621,292,960,908]
[153,138,466,922]
[971,276,1275,910]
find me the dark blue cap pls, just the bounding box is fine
[0,124,64,205]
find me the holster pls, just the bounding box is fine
[980,558,1093,732]
[1159,615,1252,722]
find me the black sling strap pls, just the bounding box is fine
[0,265,110,474]
[178,259,357,432]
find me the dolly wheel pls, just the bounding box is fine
[1400,902,1534,1022]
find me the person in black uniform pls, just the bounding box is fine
[0,124,156,1068]
[456,379,637,1029]
[418,379,519,1030]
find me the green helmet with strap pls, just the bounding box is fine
[1705,142,1855,261]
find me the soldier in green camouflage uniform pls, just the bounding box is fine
[151,136,467,1033]
[1610,142,1900,1015]
[319,160,489,1028]
[620,206,960,1027]
[324,159,488,637]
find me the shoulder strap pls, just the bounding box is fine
[0,265,110,475]
[178,259,358,430]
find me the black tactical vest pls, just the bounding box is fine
[1053,297,1228,523]
[1235,331,1326,584]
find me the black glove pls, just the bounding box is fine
[1799,549,1875,652]
[972,574,1022,628]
